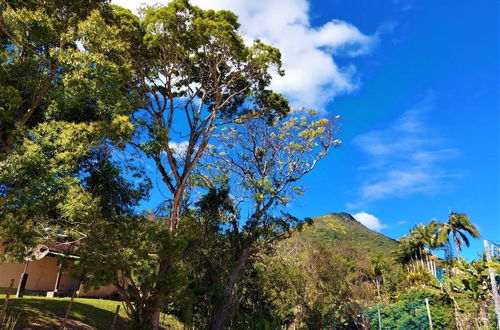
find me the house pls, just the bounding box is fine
[0,243,118,298]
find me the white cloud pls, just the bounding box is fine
[352,212,388,231]
[111,0,378,111]
[349,94,461,208]
[167,141,189,158]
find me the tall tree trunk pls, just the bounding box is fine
[150,191,185,329]
[151,255,171,329]
[453,235,461,259]
[152,308,161,329]
[210,248,251,330]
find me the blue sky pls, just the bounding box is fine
[292,0,499,259]
[116,0,499,259]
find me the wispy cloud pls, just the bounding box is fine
[112,0,381,111]
[392,0,415,11]
[352,212,388,231]
[348,94,461,208]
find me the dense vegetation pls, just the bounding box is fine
[0,0,498,329]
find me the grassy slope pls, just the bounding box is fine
[0,295,129,329]
[298,212,398,256]
[0,295,184,329]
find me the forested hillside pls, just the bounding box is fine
[228,213,403,329]
[294,213,398,256]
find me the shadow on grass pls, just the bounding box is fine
[3,296,130,329]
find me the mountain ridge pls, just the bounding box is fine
[296,212,399,257]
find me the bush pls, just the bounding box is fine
[366,289,455,330]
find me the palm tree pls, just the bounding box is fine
[437,212,480,259]
[410,221,442,250]
[396,235,419,271]
[410,221,442,275]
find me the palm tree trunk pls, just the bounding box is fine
[454,238,461,259]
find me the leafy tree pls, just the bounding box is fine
[0,4,154,326]
[410,221,442,250]
[0,0,141,262]
[0,0,134,154]
[102,2,290,327]
[193,111,339,329]
[439,258,495,329]
[408,221,442,276]
[437,212,480,259]
[396,235,423,272]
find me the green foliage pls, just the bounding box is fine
[0,0,134,153]
[217,212,402,329]
[0,120,145,261]
[0,122,96,259]
[440,258,494,328]
[0,0,143,264]
[366,289,455,330]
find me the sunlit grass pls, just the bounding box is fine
[0,294,128,329]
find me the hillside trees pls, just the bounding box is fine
[230,217,401,329]
[269,241,376,328]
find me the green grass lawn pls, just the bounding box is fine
[0,294,129,329]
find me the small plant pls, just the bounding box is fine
[1,311,20,330]
[159,313,184,330]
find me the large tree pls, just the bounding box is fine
[0,0,142,257]
[1,2,337,328]
[104,1,289,327]
[0,1,152,323]
[195,111,339,329]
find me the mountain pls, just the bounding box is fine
[294,212,398,257]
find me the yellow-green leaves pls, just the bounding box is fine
[99,114,135,145]
[58,184,99,222]
[204,111,339,244]
[0,0,135,154]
